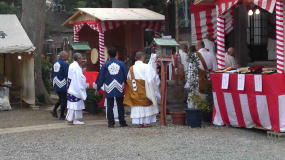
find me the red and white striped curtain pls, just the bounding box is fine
[190,4,234,45]
[216,0,239,16]
[252,0,276,13]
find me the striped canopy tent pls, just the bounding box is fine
[193,0,283,72]
[62,8,164,68]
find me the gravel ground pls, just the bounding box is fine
[1,107,285,160]
[1,122,285,160]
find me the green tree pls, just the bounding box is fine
[0,2,19,14]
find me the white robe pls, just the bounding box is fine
[198,48,218,71]
[179,49,189,74]
[66,61,87,121]
[130,60,159,124]
[267,38,276,60]
[225,54,237,68]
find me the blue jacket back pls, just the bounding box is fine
[52,59,69,93]
[96,58,128,98]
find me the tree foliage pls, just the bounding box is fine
[0,2,19,15]
[54,0,164,14]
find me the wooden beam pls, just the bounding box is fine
[194,0,215,5]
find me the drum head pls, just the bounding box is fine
[90,48,99,64]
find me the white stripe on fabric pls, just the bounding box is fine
[279,95,285,132]
[199,11,208,39]
[256,95,272,130]
[262,0,267,9]
[239,94,255,128]
[213,92,224,125]
[223,93,239,126]
[191,13,197,45]
[269,0,276,13]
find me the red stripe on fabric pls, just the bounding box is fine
[74,20,100,25]
[267,94,280,132]
[247,94,262,127]
[206,9,214,38]
[194,12,203,41]
[276,24,283,28]
[190,4,215,13]
[232,94,246,127]
[257,0,263,9]
[277,43,284,48]
[216,92,230,124]
[277,48,284,53]
[104,22,109,32]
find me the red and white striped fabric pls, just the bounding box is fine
[276,0,284,73]
[190,4,234,45]
[216,17,226,70]
[98,32,105,68]
[253,0,276,13]
[73,20,163,67]
[73,23,85,42]
[211,73,285,132]
[216,0,239,16]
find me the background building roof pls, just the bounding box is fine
[63,8,165,26]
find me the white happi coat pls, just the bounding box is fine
[67,61,87,110]
[198,48,218,71]
[130,60,159,119]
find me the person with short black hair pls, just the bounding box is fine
[95,47,128,128]
[51,51,69,120]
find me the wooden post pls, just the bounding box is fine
[159,47,167,126]
[175,0,179,41]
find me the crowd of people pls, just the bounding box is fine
[51,47,160,128]
[51,38,238,127]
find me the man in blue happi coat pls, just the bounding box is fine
[51,51,69,120]
[95,47,128,128]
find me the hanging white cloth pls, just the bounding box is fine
[179,49,189,74]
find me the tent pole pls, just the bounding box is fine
[216,16,226,70]
[276,0,284,73]
[99,31,106,68]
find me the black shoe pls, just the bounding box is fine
[50,111,58,118]
[108,124,115,128]
[120,123,128,127]
[59,116,65,120]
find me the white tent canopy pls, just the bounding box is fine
[0,15,35,53]
[0,14,35,105]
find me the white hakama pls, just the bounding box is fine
[66,100,85,121]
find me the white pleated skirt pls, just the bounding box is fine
[66,109,83,121]
[132,115,157,125]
